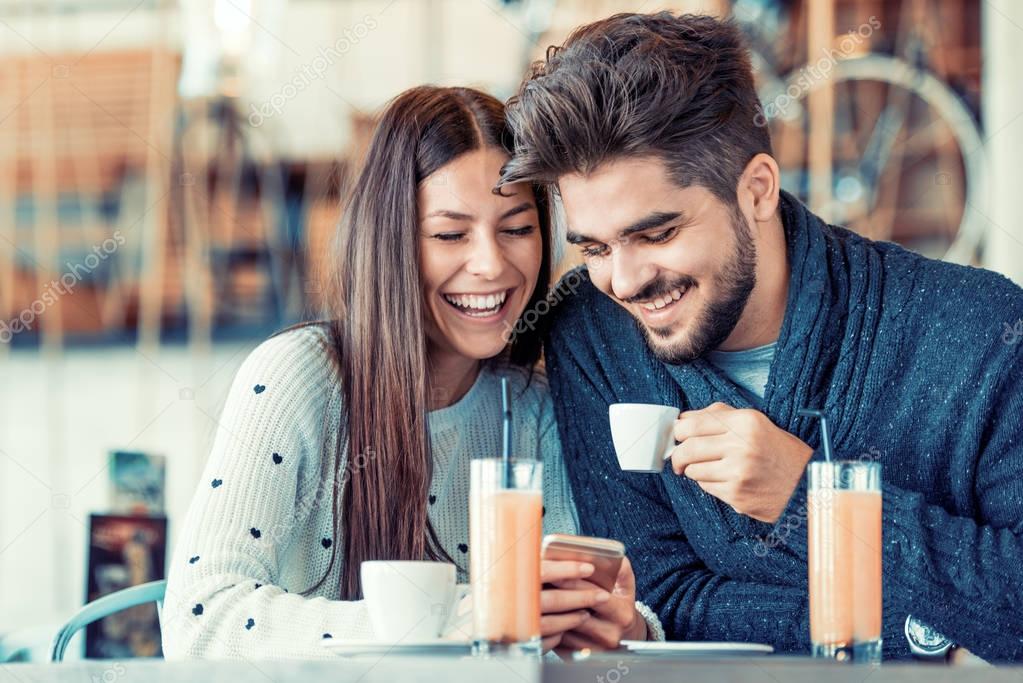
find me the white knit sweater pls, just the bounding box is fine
[162,324,661,660]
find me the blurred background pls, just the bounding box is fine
[1,0,1021,662]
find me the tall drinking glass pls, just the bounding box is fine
[808,461,882,664]
[469,457,543,657]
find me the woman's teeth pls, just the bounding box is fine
[443,291,508,317]
[640,287,687,311]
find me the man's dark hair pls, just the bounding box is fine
[500,12,772,205]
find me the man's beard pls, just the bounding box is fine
[637,206,757,364]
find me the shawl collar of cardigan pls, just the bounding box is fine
[662,189,915,454]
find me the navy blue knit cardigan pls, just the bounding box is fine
[544,191,1023,661]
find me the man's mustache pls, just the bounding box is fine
[622,276,697,305]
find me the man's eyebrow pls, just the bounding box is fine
[620,211,684,238]
[566,211,684,245]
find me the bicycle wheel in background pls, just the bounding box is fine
[760,54,988,265]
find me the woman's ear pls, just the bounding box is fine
[740,153,781,223]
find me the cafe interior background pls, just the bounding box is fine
[0,0,1021,662]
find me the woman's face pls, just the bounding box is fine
[419,146,543,362]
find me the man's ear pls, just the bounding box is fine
[739,153,781,223]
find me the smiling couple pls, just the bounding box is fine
[164,11,1023,662]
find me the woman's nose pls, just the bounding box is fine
[465,234,504,280]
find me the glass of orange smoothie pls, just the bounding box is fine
[808,460,882,664]
[469,457,543,657]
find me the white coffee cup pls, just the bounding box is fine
[609,403,680,472]
[361,561,457,642]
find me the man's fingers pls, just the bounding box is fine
[541,560,595,584]
[679,459,729,482]
[541,587,610,614]
[540,610,590,636]
[695,479,729,501]
[668,434,729,475]
[673,407,734,441]
[542,634,562,653]
[680,401,736,419]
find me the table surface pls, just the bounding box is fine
[2,656,1018,683]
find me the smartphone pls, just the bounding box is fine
[541,534,625,592]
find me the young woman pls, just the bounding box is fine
[162,86,662,659]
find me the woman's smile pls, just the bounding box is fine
[440,287,515,322]
[419,145,543,361]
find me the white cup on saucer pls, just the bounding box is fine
[361,561,459,642]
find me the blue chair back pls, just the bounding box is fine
[50,580,167,662]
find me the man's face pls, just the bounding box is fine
[558,156,757,363]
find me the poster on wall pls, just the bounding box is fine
[84,514,167,659]
[108,450,166,515]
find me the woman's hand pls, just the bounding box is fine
[539,560,609,652]
[554,557,647,651]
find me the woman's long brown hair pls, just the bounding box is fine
[299,86,551,600]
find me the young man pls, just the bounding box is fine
[500,12,1023,661]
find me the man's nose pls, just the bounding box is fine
[609,248,653,302]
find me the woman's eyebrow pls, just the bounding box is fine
[500,202,535,220]
[423,202,534,221]
[424,209,473,220]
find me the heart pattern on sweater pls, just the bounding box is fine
[174,347,573,648]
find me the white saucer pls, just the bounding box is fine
[322,638,473,657]
[619,641,774,657]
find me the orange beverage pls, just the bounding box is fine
[808,462,882,663]
[469,459,543,656]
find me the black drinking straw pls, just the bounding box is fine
[501,377,512,486]
[798,408,833,462]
